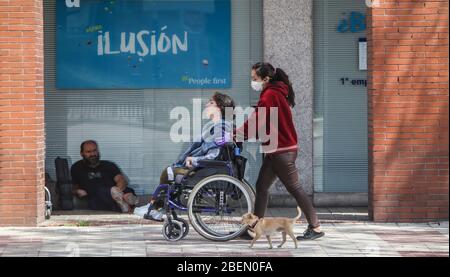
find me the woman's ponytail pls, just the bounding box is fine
[273,68,296,108]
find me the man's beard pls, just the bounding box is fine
[83,155,100,167]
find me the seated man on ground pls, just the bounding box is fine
[71,140,139,213]
[142,92,235,221]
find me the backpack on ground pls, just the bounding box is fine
[55,157,73,210]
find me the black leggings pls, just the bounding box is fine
[254,151,320,229]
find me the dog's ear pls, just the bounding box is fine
[241,213,252,224]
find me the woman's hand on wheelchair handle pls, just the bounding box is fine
[185,157,194,168]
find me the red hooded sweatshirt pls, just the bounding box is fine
[236,81,298,154]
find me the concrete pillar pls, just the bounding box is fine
[263,0,314,204]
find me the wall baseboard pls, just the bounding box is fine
[268,192,368,207]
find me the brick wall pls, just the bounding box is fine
[367,0,449,222]
[0,0,45,226]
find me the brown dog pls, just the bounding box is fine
[241,207,302,249]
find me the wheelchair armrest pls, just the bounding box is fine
[197,160,230,168]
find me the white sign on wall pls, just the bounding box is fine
[358,38,367,71]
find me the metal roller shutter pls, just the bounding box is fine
[313,0,368,193]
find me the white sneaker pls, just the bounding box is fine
[133,204,151,217]
[143,208,166,222]
[149,209,164,221]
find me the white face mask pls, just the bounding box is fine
[251,80,264,92]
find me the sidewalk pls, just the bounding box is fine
[0,208,448,257]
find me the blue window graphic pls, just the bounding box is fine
[57,0,231,89]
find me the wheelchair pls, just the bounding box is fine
[151,142,256,242]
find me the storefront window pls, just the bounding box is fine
[313,0,368,193]
[44,0,263,195]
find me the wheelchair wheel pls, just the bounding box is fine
[44,187,52,220]
[45,207,51,220]
[176,217,190,239]
[187,174,255,241]
[162,220,184,242]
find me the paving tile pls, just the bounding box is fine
[398,251,448,257]
[424,243,450,251]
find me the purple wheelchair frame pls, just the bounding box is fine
[152,160,235,214]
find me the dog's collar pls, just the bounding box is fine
[249,218,260,231]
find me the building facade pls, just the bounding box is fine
[0,0,448,226]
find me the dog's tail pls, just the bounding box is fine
[293,206,302,222]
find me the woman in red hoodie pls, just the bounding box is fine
[236,62,324,240]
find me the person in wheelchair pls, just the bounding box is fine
[143,92,236,221]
